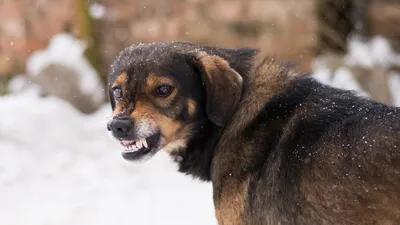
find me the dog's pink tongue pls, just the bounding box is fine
[121,140,135,145]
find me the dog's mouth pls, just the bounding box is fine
[119,132,161,161]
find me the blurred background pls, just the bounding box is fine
[0,0,399,224]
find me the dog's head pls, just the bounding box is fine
[107,42,257,161]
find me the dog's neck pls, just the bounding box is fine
[172,59,256,181]
[172,119,222,181]
[173,59,300,181]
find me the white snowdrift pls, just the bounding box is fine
[345,35,400,68]
[313,35,400,106]
[26,33,105,107]
[0,92,216,225]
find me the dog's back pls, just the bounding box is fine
[212,62,400,225]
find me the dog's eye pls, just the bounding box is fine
[113,87,123,99]
[155,85,173,98]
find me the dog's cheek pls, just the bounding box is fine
[134,119,158,139]
[187,99,197,120]
[155,116,184,142]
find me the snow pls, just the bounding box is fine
[89,3,106,19]
[311,57,332,85]
[8,74,43,97]
[0,92,216,225]
[330,68,369,98]
[389,72,400,106]
[313,35,400,106]
[312,57,369,98]
[26,33,105,106]
[345,35,400,68]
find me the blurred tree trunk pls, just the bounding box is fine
[0,77,8,95]
[76,0,106,92]
[352,0,371,36]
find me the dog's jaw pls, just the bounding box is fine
[107,118,219,181]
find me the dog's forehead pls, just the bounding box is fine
[109,42,200,88]
[111,42,195,73]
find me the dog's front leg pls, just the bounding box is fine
[214,178,250,225]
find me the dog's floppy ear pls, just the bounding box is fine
[190,51,243,127]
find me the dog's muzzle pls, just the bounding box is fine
[107,117,133,139]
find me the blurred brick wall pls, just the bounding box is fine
[0,0,76,76]
[100,0,316,73]
[368,1,400,52]
[0,0,317,77]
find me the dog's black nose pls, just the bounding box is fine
[107,118,133,139]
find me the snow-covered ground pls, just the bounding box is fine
[0,91,216,225]
[26,33,105,107]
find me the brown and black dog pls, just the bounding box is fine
[106,42,400,225]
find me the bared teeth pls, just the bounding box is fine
[136,139,143,149]
[142,139,148,148]
[121,138,149,152]
[121,140,135,145]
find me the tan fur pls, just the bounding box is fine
[223,59,298,141]
[111,72,129,117]
[199,52,235,75]
[197,52,243,90]
[187,99,196,118]
[112,103,126,117]
[196,52,243,126]
[130,100,181,141]
[113,72,128,90]
[145,74,177,106]
[215,177,250,225]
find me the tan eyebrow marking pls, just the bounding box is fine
[112,72,128,90]
[145,74,177,103]
[145,74,174,91]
